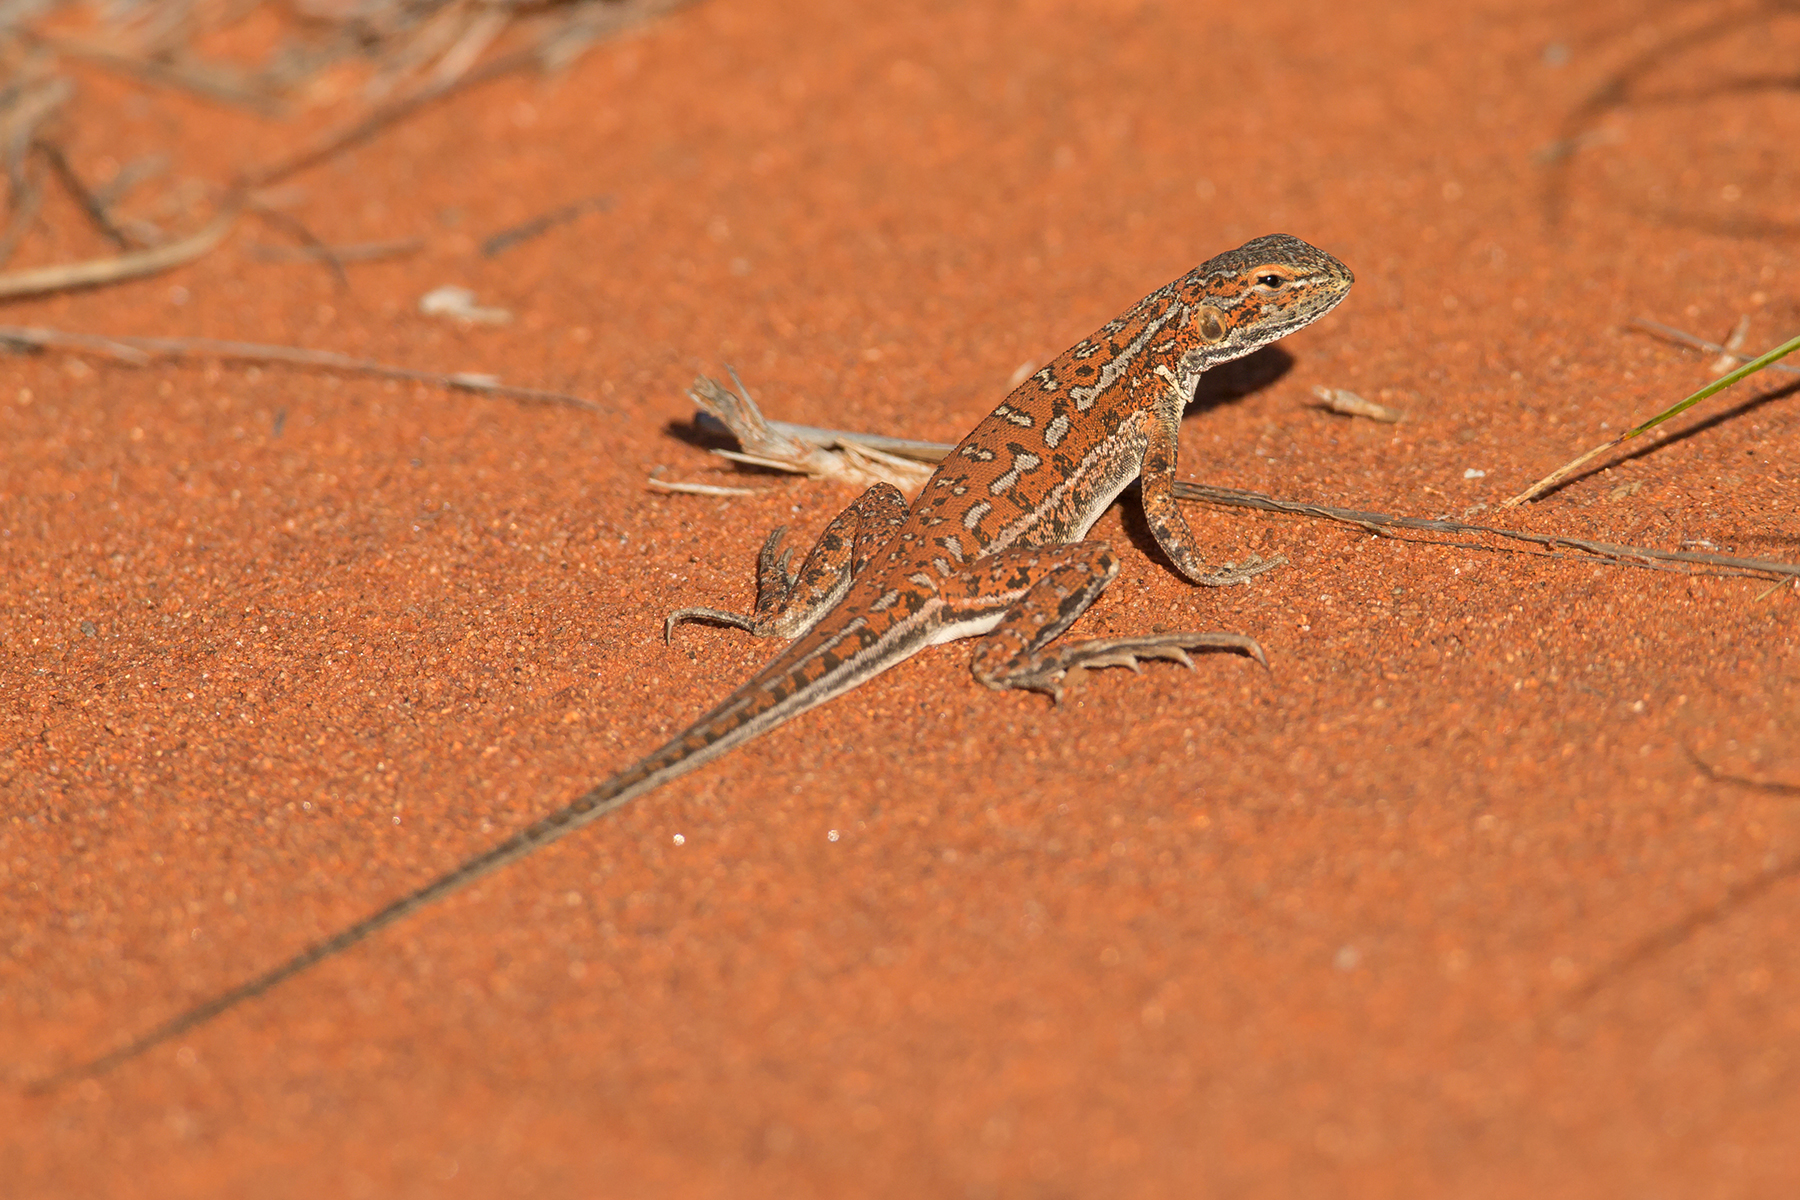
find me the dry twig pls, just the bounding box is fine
[646,475,760,497]
[1309,386,1404,423]
[683,373,1800,583]
[0,203,238,299]
[482,197,613,258]
[0,323,599,411]
[686,370,936,493]
[1631,317,1800,377]
[1167,482,1799,581]
[35,139,131,248]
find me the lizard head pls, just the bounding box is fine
[1181,233,1354,369]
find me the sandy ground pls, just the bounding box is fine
[4,0,1798,1195]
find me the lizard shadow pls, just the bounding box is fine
[1561,749,1800,1015]
[1186,344,1296,417]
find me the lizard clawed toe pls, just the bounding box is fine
[1194,554,1288,588]
[1060,634,1259,676]
[664,606,758,643]
[988,632,1265,700]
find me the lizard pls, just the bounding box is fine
[46,233,1353,1086]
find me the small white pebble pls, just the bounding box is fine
[1463,468,1486,479]
[672,833,685,846]
[828,829,840,842]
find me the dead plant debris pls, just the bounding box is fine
[0,0,696,289]
[679,372,1800,584]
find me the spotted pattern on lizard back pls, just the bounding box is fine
[893,233,1352,575]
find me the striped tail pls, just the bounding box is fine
[34,610,918,1090]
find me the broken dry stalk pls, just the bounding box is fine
[1310,386,1404,423]
[687,370,936,493]
[1630,318,1800,377]
[681,374,1800,582]
[0,323,599,411]
[0,204,238,298]
[1711,315,1751,376]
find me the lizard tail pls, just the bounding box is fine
[32,621,901,1091]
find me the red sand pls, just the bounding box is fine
[5,0,1797,1195]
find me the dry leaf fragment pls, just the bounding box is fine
[1310,386,1404,423]
[419,284,511,325]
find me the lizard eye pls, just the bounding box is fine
[1255,274,1287,289]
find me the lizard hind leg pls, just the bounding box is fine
[959,542,1266,703]
[665,482,910,643]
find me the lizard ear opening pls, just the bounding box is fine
[1196,306,1227,343]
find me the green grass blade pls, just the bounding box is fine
[1624,331,1800,441]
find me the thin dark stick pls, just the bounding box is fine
[0,324,600,412]
[482,196,613,258]
[247,202,350,289]
[1630,317,1800,376]
[691,402,1800,582]
[35,140,131,248]
[1167,481,1799,580]
[1564,849,1800,1007]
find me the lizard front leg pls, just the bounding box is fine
[1139,401,1284,587]
[946,542,1266,704]
[666,482,909,642]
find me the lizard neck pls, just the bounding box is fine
[893,283,1193,560]
[888,234,1352,563]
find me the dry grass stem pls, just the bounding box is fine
[683,374,1800,583]
[0,323,599,411]
[646,476,763,497]
[1711,315,1751,375]
[0,204,238,298]
[0,0,697,295]
[1631,318,1800,376]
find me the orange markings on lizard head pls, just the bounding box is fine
[1179,234,1354,357]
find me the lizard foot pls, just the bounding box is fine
[664,607,757,643]
[1190,554,1287,588]
[981,631,1268,703]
